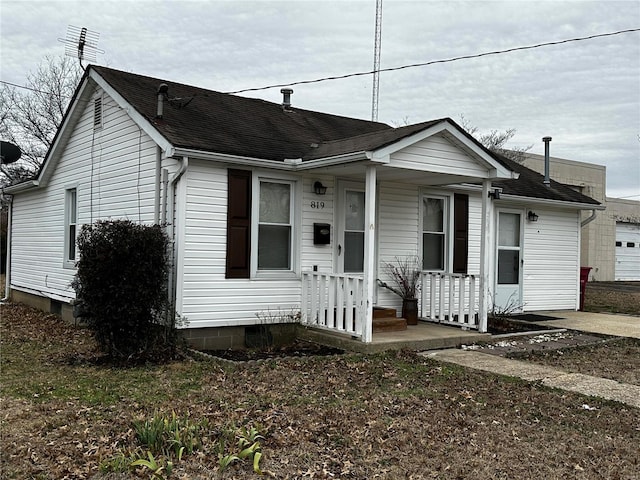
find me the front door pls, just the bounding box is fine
[494,211,523,313]
[337,183,365,273]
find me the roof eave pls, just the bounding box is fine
[4,180,40,194]
[498,193,605,210]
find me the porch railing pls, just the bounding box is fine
[301,272,365,338]
[419,272,479,329]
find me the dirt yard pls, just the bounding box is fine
[583,281,640,315]
[2,302,639,480]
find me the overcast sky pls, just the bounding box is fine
[1,0,639,198]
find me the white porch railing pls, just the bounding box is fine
[301,272,365,338]
[419,272,479,329]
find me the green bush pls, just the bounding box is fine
[72,220,178,361]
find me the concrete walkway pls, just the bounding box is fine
[422,312,640,408]
[532,310,640,338]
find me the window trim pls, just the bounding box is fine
[250,174,299,278]
[63,186,79,269]
[420,191,452,272]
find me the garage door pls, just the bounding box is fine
[615,222,640,281]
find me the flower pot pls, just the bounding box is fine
[402,298,418,325]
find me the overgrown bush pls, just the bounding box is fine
[72,220,179,361]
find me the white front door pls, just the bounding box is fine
[494,211,523,313]
[337,183,365,273]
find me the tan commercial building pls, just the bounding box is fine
[523,153,639,281]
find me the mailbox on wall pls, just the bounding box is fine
[313,223,331,245]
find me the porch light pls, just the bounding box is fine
[527,211,539,222]
[313,181,327,195]
[488,188,501,200]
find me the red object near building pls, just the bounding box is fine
[579,267,592,311]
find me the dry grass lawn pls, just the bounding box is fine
[1,301,639,480]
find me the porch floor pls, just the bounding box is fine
[299,321,489,354]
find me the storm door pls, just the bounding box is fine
[337,183,365,274]
[494,211,523,312]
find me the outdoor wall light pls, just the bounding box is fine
[488,188,501,200]
[527,211,539,222]
[313,181,327,195]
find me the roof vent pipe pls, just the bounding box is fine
[156,83,168,119]
[280,88,293,110]
[542,136,552,187]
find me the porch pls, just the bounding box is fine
[298,320,488,354]
[301,271,486,344]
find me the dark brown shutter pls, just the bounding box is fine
[226,169,252,278]
[452,193,469,274]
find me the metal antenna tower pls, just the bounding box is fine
[371,0,382,122]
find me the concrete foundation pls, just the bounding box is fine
[10,289,75,323]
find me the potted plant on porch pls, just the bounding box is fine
[377,255,421,325]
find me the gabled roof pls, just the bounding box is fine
[4,65,600,208]
[92,65,392,161]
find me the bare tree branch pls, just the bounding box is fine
[459,114,532,163]
[0,56,81,188]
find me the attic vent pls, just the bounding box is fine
[93,96,103,129]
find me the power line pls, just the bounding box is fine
[0,79,55,96]
[226,28,640,94]
[2,28,638,101]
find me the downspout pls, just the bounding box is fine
[581,209,598,227]
[167,156,188,315]
[1,195,12,302]
[160,168,169,225]
[153,146,162,224]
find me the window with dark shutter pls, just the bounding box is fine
[225,169,252,278]
[452,193,469,274]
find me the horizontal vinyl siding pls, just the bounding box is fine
[467,193,482,275]
[180,161,305,327]
[376,182,420,310]
[522,209,580,310]
[390,134,487,177]
[10,88,160,301]
[301,176,334,272]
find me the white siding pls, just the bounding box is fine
[390,133,488,177]
[376,181,420,310]
[522,208,580,310]
[180,161,304,327]
[10,88,161,300]
[301,176,334,273]
[467,193,482,276]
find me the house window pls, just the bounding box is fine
[225,170,296,278]
[422,196,447,270]
[64,188,78,266]
[93,96,103,130]
[258,181,292,270]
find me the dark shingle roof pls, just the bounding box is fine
[303,120,443,160]
[92,66,391,160]
[89,66,599,207]
[494,154,600,205]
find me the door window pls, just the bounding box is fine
[343,190,365,273]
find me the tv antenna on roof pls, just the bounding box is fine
[58,25,104,68]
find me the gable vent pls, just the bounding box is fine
[93,96,103,129]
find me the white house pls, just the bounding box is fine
[3,66,602,348]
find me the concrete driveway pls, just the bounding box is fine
[534,311,640,338]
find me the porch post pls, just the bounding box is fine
[362,165,377,343]
[478,180,493,333]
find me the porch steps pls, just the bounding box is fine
[372,307,407,333]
